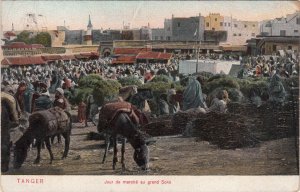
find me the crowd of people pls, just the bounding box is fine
[1,51,298,124]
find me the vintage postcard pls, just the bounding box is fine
[1,0,299,191]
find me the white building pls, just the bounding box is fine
[152,28,165,40]
[259,11,300,37]
[221,16,259,46]
[164,19,172,41]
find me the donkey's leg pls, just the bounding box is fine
[34,139,42,164]
[50,136,55,144]
[61,132,70,159]
[45,137,54,164]
[57,134,62,144]
[112,137,118,170]
[102,134,110,164]
[121,138,126,171]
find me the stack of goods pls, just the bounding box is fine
[172,111,203,133]
[192,112,259,149]
[227,102,295,141]
[141,115,175,136]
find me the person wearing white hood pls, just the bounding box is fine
[53,88,70,111]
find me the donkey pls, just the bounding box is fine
[98,101,150,171]
[13,107,72,169]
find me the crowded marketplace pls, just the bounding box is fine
[1,1,299,181]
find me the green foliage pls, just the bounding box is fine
[150,75,172,83]
[207,74,227,82]
[73,75,121,105]
[203,76,240,94]
[14,31,52,47]
[92,79,121,105]
[15,31,32,44]
[78,74,103,88]
[140,82,171,93]
[237,78,269,98]
[34,32,51,47]
[70,88,93,105]
[118,76,142,87]
[194,71,214,79]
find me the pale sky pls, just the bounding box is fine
[2,1,299,31]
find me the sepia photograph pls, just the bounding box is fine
[1,0,299,191]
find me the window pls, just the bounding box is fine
[228,23,231,27]
[273,45,277,52]
[167,36,171,41]
[294,30,299,33]
[206,22,209,27]
[177,22,180,27]
[238,33,241,36]
[244,24,247,28]
[224,23,227,27]
[251,33,255,36]
[233,33,237,36]
[234,24,238,28]
[155,36,158,40]
[215,18,217,21]
[160,36,164,40]
[167,27,170,31]
[280,30,286,36]
[297,17,300,25]
[220,22,223,26]
[252,24,256,27]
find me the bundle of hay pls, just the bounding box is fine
[142,120,174,136]
[172,109,206,133]
[227,102,295,141]
[118,76,142,87]
[203,75,240,94]
[191,112,259,149]
[141,115,174,136]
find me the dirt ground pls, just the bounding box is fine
[4,118,299,176]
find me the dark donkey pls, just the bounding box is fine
[13,107,72,169]
[98,101,150,171]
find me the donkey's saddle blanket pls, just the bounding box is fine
[100,101,146,126]
[30,107,70,135]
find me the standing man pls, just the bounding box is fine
[85,94,98,127]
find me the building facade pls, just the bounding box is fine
[204,13,259,45]
[223,18,259,45]
[152,28,165,41]
[205,13,224,31]
[171,14,205,41]
[259,11,300,37]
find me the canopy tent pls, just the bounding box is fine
[41,55,62,61]
[114,48,148,55]
[60,55,76,61]
[75,52,99,60]
[1,56,46,66]
[111,55,136,64]
[136,52,172,60]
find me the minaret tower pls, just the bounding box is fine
[85,15,93,45]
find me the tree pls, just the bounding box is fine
[34,32,51,47]
[15,31,32,44]
[12,31,52,47]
